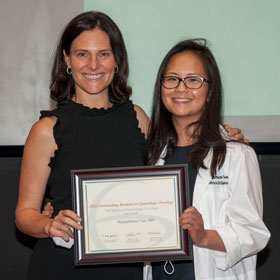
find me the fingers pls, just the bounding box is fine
[42,202,54,218]
[54,210,83,233]
[179,206,206,246]
[230,130,249,144]
[224,125,247,142]
[227,127,241,137]
[46,201,54,211]
[50,223,74,241]
[47,209,83,242]
[179,206,203,231]
[55,209,82,227]
[223,124,231,133]
[233,132,244,140]
[179,206,199,230]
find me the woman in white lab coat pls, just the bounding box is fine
[146,39,270,280]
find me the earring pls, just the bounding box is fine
[66,67,72,75]
[115,65,119,73]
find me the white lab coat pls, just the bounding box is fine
[144,141,270,280]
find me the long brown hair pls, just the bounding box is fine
[50,11,131,104]
[146,39,226,177]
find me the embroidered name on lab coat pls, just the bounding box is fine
[209,175,229,185]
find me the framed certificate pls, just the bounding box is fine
[71,164,192,265]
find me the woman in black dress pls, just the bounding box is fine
[15,11,149,280]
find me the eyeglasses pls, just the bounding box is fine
[162,75,209,89]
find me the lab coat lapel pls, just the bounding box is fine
[156,146,167,166]
[192,148,213,206]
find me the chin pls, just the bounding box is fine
[85,87,108,95]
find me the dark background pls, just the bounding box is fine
[0,144,279,280]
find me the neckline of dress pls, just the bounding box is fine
[61,99,124,117]
[176,144,194,149]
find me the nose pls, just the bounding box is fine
[88,55,99,70]
[175,79,188,92]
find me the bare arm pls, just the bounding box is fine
[15,117,82,241]
[180,206,226,252]
[134,104,150,139]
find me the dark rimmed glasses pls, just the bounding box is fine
[162,75,210,89]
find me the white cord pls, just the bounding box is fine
[164,260,175,275]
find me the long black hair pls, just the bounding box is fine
[146,39,226,177]
[50,11,131,104]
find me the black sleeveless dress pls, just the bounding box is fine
[27,99,147,280]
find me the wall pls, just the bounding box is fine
[85,0,280,142]
[1,0,279,144]
[0,0,83,144]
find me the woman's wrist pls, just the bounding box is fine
[195,229,209,248]
[196,230,226,252]
[43,217,53,237]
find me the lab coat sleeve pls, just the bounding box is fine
[211,144,270,270]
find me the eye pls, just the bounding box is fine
[165,76,178,82]
[187,76,201,83]
[98,51,111,58]
[77,52,88,58]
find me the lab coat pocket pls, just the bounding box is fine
[205,178,230,227]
